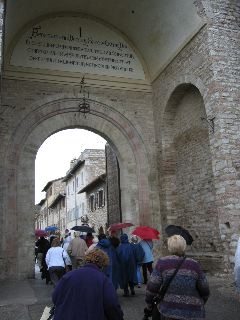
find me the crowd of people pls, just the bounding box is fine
[35,229,153,293]
[33,227,230,320]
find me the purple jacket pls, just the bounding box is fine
[52,263,124,320]
[146,256,210,319]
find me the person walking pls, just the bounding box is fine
[96,233,119,290]
[62,229,72,251]
[45,238,71,287]
[36,236,51,284]
[117,233,138,296]
[139,239,154,284]
[52,248,124,320]
[143,235,210,320]
[36,236,50,270]
[130,235,145,288]
[67,231,88,269]
[85,232,94,247]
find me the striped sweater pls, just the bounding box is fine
[145,255,210,319]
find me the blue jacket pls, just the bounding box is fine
[52,264,124,320]
[97,239,120,289]
[139,240,153,263]
[117,234,137,288]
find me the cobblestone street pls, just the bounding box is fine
[0,268,239,320]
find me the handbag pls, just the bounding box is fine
[152,256,186,319]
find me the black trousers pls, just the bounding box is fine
[142,261,153,283]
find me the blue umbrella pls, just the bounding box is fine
[45,226,59,232]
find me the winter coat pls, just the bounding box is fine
[131,242,145,264]
[96,239,120,289]
[117,234,137,288]
[36,237,50,254]
[146,255,210,319]
[139,240,153,263]
[52,263,124,320]
[45,247,71,269]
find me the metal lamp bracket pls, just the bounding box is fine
[200,116,215,133]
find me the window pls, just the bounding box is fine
[89,194,95,211]
[73,180,75,191]
[81,172,84,185]
[98,189,104,207]
[76,176,79,188]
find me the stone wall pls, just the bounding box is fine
[153,0,240,270]
[105,144,121,225]
[0,79,156,279]
[0,1,4,66]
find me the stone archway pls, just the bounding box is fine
[1,97,150,279]
[160,83,223,268]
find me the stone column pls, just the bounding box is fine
[0,0,4,69]
[206,0,240,269]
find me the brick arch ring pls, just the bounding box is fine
[163,75,210,115]
[6,97,151,226]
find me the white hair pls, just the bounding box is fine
[168,235,186,255]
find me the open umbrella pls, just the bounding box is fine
[45,226,59,232]
[35,229,48,237]
[109,222,133,231]
[71,225,95,233]
[165,225,193,245]
[132,226,160,240]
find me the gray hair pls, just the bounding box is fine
[168,235,186,255]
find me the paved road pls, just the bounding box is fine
[0,269,239,319]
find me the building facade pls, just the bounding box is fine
[63,149,106,230]
[35,178,66,232]
[78,173,107,234]
[0,1,239,279]
[36,149,106,235]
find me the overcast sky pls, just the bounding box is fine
[35,129,106,204]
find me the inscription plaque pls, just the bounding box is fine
[10,17,145,80]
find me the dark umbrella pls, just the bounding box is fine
[165,225,193,245]
[71,225,95,233]
[132,226,160,240]
[109,222,133,231]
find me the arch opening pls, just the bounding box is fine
[1,97,151,279]
[160,84,222,266]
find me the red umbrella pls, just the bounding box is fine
[35,229,48,237]
[132,226,160,240]
[109,222,133,231]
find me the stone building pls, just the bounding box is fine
[48,193,66,234]
[0,1,239,279]
[63,149,106,230]
[35,178,66,231]
[78,173,107,234]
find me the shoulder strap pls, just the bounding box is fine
[62,250,66,266]
[155,256,186,303]
[145,240,152,249]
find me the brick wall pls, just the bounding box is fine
[153,0,240,270]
